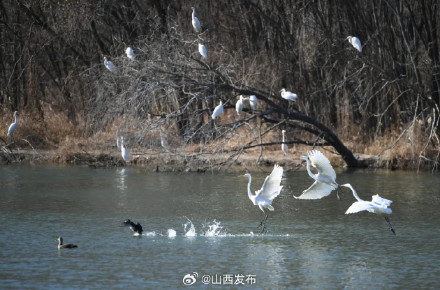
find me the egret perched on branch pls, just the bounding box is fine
[281,130,288,155]
[104,57,117,73]
[235,95,249,116]
[294,150,339,199]
[7,111,19,137]
[238,164,284,233]
[346,36,362,52]
[191,7,201,33]
[211,101,224,119]
[280,88,297,102]
[120,136,130,162]
[125,47,134,60]
[198,43,208,59]
[249,95,257,112]
[341,183,395,235]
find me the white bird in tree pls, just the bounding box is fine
[125,47,134,60]
[281,130,288,155]
[159,129,169,151]
[120,136,130,162]
[198,43,208,59]
[104,57,117,73]
[7,111,19,137]
[239,164,284,233]
[294,150,339,199]
[346,36,362,52]
[235,95,249,116]
[280,88,297,102]
[191,7,201,33]
[211,100,224,119]
[341,183,396,235]
[249,95,257,112]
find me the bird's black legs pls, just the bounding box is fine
[258,214,268,233]
[384,216,396,235]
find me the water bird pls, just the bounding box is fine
[7,111,19,137]
[191,7,201,33]
[103,56,117,73]
[122,219,143,235]
[239,164,284,233]
[341,183,396,235]
[211,101,224,119]
[249,95,257,112]
[120,136,130,162]
[198,43,208,59]
[280,88,297,102]
[346,36,362,52]
[294,150,339,199]
[235,95,247,116]
[125,47,134,60]
[57,237,77,249]
[281,130,288,155]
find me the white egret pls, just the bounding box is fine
[159,129,169,150]
[235,95,245,116]
[346,36,362,52]
[280,88,297,102]
[7,111,19,137]
[191,7,201,33]
[198,43,208,59]
[281,130,288,155]
[120,136,130,162]
[341,183,395,235]
[103,56,117,73]
[238,164,284,233]
[116,127,121,149]
[211,100,224,119]
[294,150,339,199]
[125,47,134,60]
[249,95,257,112]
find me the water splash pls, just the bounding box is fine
[203,220,225,237]
[167,229,177,238]
[184,220,196,237]
[144,231,156,237]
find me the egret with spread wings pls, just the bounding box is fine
[239,164,283,233]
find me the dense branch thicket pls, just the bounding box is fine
[1,0,439,168]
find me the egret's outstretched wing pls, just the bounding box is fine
[308,150,336,180]
[255,164,283,201]
[345,201,373,214]
[294,180,337,199]
[372,194,392,207]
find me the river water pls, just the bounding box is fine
[0,165,439,289]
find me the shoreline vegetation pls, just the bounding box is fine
[1,2,440,171]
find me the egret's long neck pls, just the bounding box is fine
[192,9,196,18]
[282,132,285,143]
[348,185,362,201]
[14,114,18,124]
[246,176,253,200]
[305,159,317,179]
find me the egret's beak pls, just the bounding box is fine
[237,174,244,178]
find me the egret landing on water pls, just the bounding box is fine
[191,7,201,33]
[7,111,19,137]
[239,164,284,233]
[281,130,288,155]
[212,101,224,119]
[346,36,362,52]
[341,183,396,235]
[125,47,134,61]
[294,150,339,199]
[103,57,117,73]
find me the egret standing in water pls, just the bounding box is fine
[249,95,257,112]
[281,130,288,155]
[104,57,117,73]
[341,183,395,235]
[198,43,208,59]
[120,136,130,162]
[346,36,362,52]
[294,150,339,199]
[7,111,19,137]
[212,101,224,119]
[239,164,284,233]
[191,7,201,33]
[125,47,134,60]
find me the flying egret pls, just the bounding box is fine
[125,47,134,60]
[211,101,224,119]
[280,88,298,102]
[120,136,130,162]
[104,57,117,73]
[341,183,395,235]
[281,130,288,155]
[198,43,208,59]
[346,36,362,52]
[235,95,245,116]
[191,7,201,33]
[238,164,284,233]
[294,150,339,199]
[7,111,19,137]
[249,95,257,112]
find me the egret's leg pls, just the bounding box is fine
[384,216,396,235]
[258,214,268,234]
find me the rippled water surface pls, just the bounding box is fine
[0,165,439,289]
